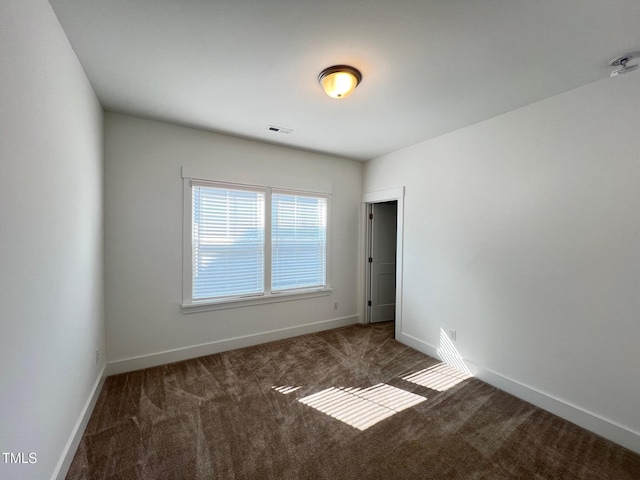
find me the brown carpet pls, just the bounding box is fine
[67,322,640,479]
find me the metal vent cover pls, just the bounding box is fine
[267,125,293,135]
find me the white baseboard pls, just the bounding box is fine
[52,365,106,480]
[106,315,359,376]
[397,331,640,454]
[397,331,440,358]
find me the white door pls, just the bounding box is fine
[369,202,397,323]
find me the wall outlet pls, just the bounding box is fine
[333,301,338,310]
[95,348,100,365]
[448,329,457,342]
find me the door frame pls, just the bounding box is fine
[363,187,405,338]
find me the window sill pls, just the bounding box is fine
[182,288,332,314]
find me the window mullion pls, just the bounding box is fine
[264,188,272,295]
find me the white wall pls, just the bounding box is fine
[104,113,362,371]
[364,74,640,452]
[0,2,105,479]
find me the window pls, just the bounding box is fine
[184,179,330,310]
[192,185,265,301]
[272,193,327,292]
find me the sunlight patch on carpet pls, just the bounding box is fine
[271,386,301,394]
[297,384,426,431]
[402,362,472,391]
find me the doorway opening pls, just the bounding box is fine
[366,201,398,326]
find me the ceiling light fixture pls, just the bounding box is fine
[318,65,362,99]
[609,52,640,77]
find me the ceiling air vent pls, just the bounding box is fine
[267,125,293,135]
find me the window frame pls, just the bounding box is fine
[182,178,331,313]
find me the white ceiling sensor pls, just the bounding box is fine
[610,52,640,77]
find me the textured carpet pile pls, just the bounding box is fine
[67,322,640,479]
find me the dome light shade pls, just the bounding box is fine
[318,65,362,99]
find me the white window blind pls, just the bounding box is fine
[192,185,265,301]
[271,193,327,292]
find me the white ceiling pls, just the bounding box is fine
[49,0,640,161]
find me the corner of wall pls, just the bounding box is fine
[51,366,106,480]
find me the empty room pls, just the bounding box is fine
[1,1,639,479]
